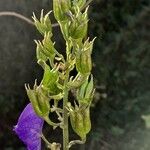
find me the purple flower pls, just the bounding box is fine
[14,103,44,150]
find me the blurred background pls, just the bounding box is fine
[0,0,150,149]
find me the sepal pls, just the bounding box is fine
[32,10,52,35]
[53,0,71,22]
[25,81,50,117]
[39,60,62,95]
[68,6,88,40]
[75,38,96,74]
[67,73,88,89]
[67,102,91,140]
[76,75,95,105]
[35,32,56,61]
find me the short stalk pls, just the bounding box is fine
[41,133,51,147]
[44,116,60,129]
[68,138,86,149]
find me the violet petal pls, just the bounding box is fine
[14,103,44,150]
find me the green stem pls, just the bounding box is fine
[44,116,60,129]
[63,71,70,150]
[68,138,86,149]
[41,133,51,147]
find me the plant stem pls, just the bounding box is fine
[63,70,70,150]
[68,138,86,149]
[41,133,51,147]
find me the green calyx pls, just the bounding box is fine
[25,81,50,117]
[39,60,62,95]
[53,0,71,22]
[32,10,52,35]
[67,102,91,140]
[68,6,88,40]
[75,38,95,75]
[77,75,95,105]
[35,32,55,61]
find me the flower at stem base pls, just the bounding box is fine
[13,103,44,150]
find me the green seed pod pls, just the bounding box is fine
[75,110,86,139]
[78,50,92,74]
[75,38,95,74]
[32,10,52,35]
[82,107,91,134]
[69,109,86,139]
[69,110,76,132]
[25,82,50,117]
[69,21,88,40]
[67,102,77,133]
[80,50,92,74]
[53,0,71,22]
[68,103,88,139]
[36,87,50,116]
[68,7,88,40]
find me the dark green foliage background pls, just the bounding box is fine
[0,0,149,149]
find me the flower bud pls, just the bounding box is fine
[81,106,91,134]
[39,61,61,95]
[68,103,91,139]
[25,82,50,117]
[53,0,71,21]
[35,40,47,61]
[35,32,56,61]
[68,7,88,39]
[75,108,86,139]
[76,47,92,75]
[75,38,95,74]
[32,10,52,35]
[67,73,87,89]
